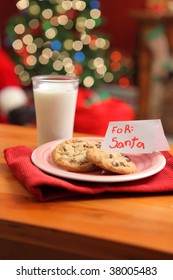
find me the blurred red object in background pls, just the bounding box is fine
[74,87,135,136]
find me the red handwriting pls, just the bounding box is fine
[112,125,133,134]
[109,136,145,150]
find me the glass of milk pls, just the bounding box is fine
[32,75,79,146]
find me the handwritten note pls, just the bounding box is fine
[101,119,170,154]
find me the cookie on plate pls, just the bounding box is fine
[52,138,101,172]
[86,148,136,175]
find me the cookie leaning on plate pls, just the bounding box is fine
[86,148,136,175]
[52,138,101,172]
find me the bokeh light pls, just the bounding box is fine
[6,0,133,88]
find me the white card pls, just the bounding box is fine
[101,120,170,154]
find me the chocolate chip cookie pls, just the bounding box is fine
[52,138,101,172]
[86,148,136,174]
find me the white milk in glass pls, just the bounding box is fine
[33,78,78,145]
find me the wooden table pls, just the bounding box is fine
[0,124,173,260]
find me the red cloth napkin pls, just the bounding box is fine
[3,146,173,202]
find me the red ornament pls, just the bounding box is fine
[65,10,77,19]
[74,63,83,75]
[110,51,122,62]
[119,77,130,88]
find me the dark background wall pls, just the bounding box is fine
[1,0,146,52]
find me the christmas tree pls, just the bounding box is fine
[5,0,133,88]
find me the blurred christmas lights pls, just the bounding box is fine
[5,0,133,88]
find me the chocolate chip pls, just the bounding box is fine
[109,154,113,158]
[96,143,101,148]
[113,161,119,167]
[124,156,131,162]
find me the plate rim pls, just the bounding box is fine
[31,137,166,183]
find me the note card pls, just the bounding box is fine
[101,119,170,154]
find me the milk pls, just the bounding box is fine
[32,76,79,146]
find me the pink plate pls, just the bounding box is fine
[31,137,166,183]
